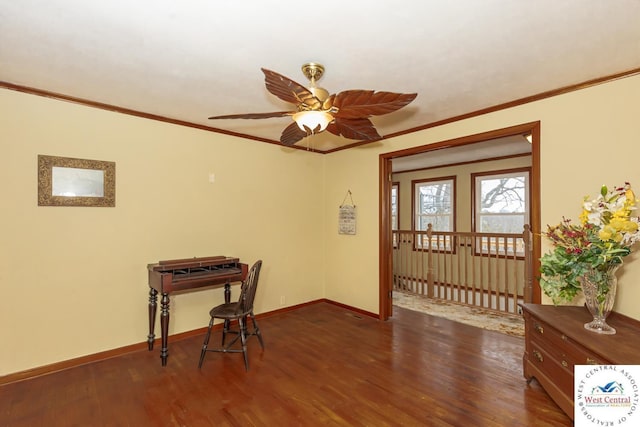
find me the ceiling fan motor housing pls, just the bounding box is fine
[301,62,325,82]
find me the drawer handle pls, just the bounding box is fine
[561,360,568,368]
[533,350,544,363]
[586,357,599,365]
[534,323,544,334]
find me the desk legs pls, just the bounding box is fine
[218,282,232,345]
[224,282,231,303]
[147,288,158,351]
[160,293,170,366]
[147,288,171,366]
[148,283,231,366]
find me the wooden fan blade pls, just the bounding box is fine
[326,117,382,141]
[208,111,293,120]
[261,68,322,110]
[333,90,417,119]
[280,122,308,146]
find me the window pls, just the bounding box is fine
[473,168,530,255]
[391,182,399,247]
[412,177,455,250]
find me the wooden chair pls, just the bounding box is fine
[198,260,264,371]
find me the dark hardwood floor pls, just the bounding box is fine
[0,302,572,426]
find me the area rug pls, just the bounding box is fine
[393,291,525,337]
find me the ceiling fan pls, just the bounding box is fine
[208,63,417,146]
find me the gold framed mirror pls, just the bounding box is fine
[38,155,116,207]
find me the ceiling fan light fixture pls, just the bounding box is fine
[292,110,334,133]
[208,63,417,146]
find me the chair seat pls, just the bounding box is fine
[209,302,243,319]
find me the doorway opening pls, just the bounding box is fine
[378,122,541,320]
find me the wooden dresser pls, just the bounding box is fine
[520,303,640,420]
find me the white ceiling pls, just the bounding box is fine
[391,134,532,173]
[1,1,639,155]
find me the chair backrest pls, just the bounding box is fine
[237,260,262,315]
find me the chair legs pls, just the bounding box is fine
[249,312,264,349]
[198,315,264,371]
[238,317,249,371]
[221,319,230,346]
[198,317,215,369]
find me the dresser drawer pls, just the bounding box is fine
[561,338,607,366]
[527,315,607,368]
[528,342,574,397]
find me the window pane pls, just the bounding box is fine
[414,178,454,233]
[419,184,452,215]
[391,184,399,231]
[414,178,454,250]
[479,177,525,213]
[480,214,525,233]
[419,215,450,231]
[474,169,529,256]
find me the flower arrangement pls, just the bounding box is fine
[539,182,640,304]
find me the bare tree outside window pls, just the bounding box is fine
[474,170,530,255]
[413,177,455,250]
[479,176,526,233]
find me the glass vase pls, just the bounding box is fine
[580,264,620,335]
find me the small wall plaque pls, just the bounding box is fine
[338,190,356,235]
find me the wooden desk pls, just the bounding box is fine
[147,256,248,366]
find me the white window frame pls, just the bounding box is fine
[391,182,399,247]
[413,177,455,251]
[473,169,529,256]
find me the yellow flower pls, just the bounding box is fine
[579,209,589,224]
[599,226,613,241]
[625,188,636,205]
[599,225,624,242]
[609,217,627,231]
[622,220,639,232]
[612,210,627,220]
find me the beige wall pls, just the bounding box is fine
[3,72,639,377]
[324,73,640,317]
[0,90,325,376]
